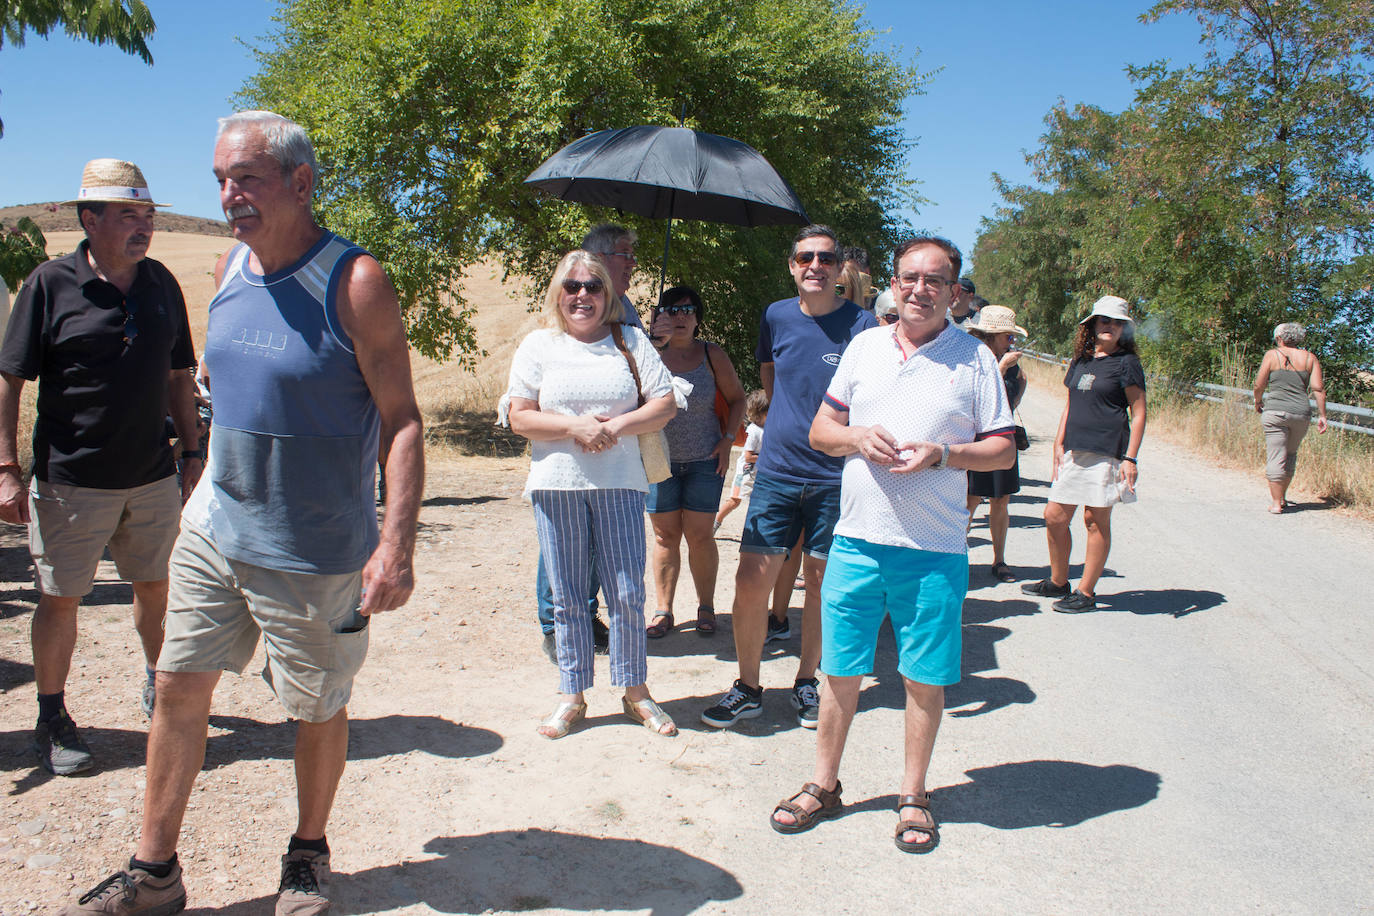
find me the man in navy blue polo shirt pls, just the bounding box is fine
[701,225,876,729]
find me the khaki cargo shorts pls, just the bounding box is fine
[159,525,368,723]
[29,476,182,597]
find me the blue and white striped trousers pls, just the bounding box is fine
[531,488,649,694]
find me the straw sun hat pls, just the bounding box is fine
[60,158,169,208]
[966,304,1027,337]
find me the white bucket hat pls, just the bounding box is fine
[61,158,169,208]
[1080,295,1132,325]
[966,304,1027,337]
[874,288,897,317]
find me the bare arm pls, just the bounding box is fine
[168,370,202,501]
[760,361,775,402]
[336,255,424,616]
[605,392,676,439]
[1253,350,1273,412]
[0,373,28,524]
[1309,356,1328,432]
[1122,384,1146,490]
[709,343,748,476]
[810,401,1013,473]
[1051,397,1069,481]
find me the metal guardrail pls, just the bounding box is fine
[1019,348,1374,436]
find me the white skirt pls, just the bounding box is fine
[1048,450,1137,508]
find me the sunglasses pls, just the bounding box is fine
[561,278,605,295]
[657,304,697,316]
[879,313,899,324]
[792,250,839,267]
[122,303,139,344]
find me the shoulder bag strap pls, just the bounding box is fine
[609,324,646,407]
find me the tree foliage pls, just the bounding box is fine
[0,216,48,289]
[237,0,923,373]
[974,0,1374,403]
[0,0,155,137]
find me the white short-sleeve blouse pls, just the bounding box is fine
[507,325,673,497]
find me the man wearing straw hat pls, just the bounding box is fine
[0,158,200,777]
[63,111,424,916]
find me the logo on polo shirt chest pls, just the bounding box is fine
[822,353,841,366]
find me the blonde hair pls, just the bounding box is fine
[837,261,863,305]
[541,250,623,333]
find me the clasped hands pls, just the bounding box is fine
[572,414,622,453]
[854,425,942,473]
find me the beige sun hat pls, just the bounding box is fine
[873,288,897,317]
[1079,294,1132,325]
[61,158,169,207]
[966,304,1027,337]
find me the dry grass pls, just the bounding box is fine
[1020,355,1374,517]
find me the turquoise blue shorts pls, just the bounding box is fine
[820,535,968,686]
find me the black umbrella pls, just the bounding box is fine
[524,125,809,291]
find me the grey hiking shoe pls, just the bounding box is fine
[277,849,331,916]
[34,710,94,775]
[791,678,820,729]
[60,859,185,915]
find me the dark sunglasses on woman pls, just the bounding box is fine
[656,304,696,316]
[562,278,604,294]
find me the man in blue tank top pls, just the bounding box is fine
[63,112,424,916]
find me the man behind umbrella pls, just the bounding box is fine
[701,224,876,729]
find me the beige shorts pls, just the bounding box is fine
[159,525,368,723]
[29,476,182,597]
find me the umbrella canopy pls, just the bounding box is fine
[524,126,809,228]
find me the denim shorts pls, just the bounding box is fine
[739,471,840,559]
[646,457,725,514]
[820,535,967,686]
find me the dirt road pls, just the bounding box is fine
[2,371,1372,914]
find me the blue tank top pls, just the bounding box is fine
[183,232,381,574]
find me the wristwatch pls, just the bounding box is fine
[179,450,204,461]
[933,443,950,469]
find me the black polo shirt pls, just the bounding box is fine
[0,240,196,488]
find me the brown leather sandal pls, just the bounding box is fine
[769,780,843,835]
[645,611,673,638]
[695,606,716,634]
[894,793,939,853]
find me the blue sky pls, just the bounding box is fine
[0,1,1207,264]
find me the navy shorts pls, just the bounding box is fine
[646,457,726,514]
[739,471,840,559]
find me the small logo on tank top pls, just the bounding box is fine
[231,328,289,355]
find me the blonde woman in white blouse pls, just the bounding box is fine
[505,250,679,739]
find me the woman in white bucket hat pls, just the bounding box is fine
[1022,295,1146,613]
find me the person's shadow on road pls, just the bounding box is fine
[1096,588,1225,618]
[187,830,743,916]
[844,759,1161,829]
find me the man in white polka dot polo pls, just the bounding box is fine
[767,236,1014,853]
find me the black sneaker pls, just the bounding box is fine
[34,710,94,776]
[277,849,330,916]
[1021,578,1071,599]
[592,616,610,655]
[1052,591,1097,614]
[540,632,557,664]
[60,858,185,915]
[701,680,763,728]
[766,615,791,643]
[791,678,820,729]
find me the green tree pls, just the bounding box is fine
[0,216,47,289]
[0,0,156,137]
[237,0,923,372]
[975,0,1374,402]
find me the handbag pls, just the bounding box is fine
[1014,424,1030,451]
[609,325,672,484]
[704,342,747,446]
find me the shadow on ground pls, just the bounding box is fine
[1097,588,1225,618]
[842,759,1161,830]
[425,410,526,458]
[1,715,501,793]
[189,830,742,916]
